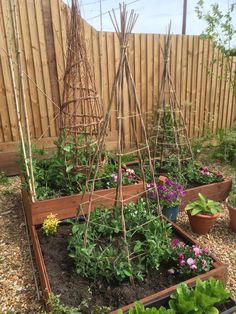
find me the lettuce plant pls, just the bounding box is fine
[169,278,231,314]
[118,302,175,314]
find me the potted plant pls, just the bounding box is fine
[185,193,222,235]
[226,177,236,233]
[147,179,185,222]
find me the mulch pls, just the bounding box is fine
[0,176,235,313]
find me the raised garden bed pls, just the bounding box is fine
[22,178,231,227]
[125,160,231,210]
[180,178,232,210]
[22,181,144,226]
[30,218,227,313]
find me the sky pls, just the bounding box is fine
[76,0,236,47]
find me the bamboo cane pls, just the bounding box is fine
[11,0,36,201]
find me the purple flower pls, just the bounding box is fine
[148,179,185,208]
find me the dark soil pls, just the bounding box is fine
[38,225,193,312]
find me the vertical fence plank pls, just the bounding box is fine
[0,0,13,142]
[1,0,19,141]
[0,0,235,153]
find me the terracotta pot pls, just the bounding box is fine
[188,212,221,235]
[227,203,236,233]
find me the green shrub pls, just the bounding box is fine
[212,127,236,164]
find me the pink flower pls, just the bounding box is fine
[171,239,180,248]
[128,175,133,181]
[126,168,135,175]
[216,171,223,177]
[200,170,205,175]
[206,171,213,177]
[203,247,209,254]
[193,246,202,256]
[179,259,186,266]
[168,268,175,274]
[177,253,184,260]
[186,258,195,266]
[190,264,197,270]
[111,173,118,182]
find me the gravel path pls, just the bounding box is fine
[177,209,236,300]
[0,177,235,313]
[0,177,42,313]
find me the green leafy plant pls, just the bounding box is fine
[42,213,60,236]
[68,199,172,282]
[0,171,9,185]
[169,278,231,314]
[118,302,175,314]
[212,127,236,165]
[185,193,222,216]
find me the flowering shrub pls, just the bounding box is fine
[147,179,185,208]
[168,238,213,277]
[185,163,223,185]
[107,168,137,188]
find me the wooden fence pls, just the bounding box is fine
[0,0,235,168]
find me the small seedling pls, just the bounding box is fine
[42,213,60,236]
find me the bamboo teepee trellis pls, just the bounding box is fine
[79,3,162,284]
[59,0,104,168]
[151,24,193,168]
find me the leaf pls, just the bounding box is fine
[63,145,72,152]
[134,241,143,253]
[205,307,219,314]
[66,164,74,173]
[123,269,132,277]
[191,207,202,216]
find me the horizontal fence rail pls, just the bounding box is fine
[0,0,235,160]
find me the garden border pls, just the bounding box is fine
[22,182,145,226]
[29,218,228,313]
